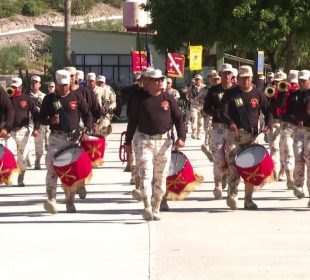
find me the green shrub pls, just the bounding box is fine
[99,0,122,8]
[0,44,29,74]
[72,0,96,16]
[21,0,48,16]
[46,0,64,13]
[0,0,21,18]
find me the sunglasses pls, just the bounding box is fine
[146,77,164,82]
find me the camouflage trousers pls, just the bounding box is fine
[303,129,310,193]
[98,115,112,136]
[268,122,284,175]
[132,130,140,189]
[31,125,47,158]
[293,127,305,188]
[136,131,172,199]
[10,127,32,172]
[204,115,212,148]
[45,132,74,192]
[280,122,295,172]
[226,129,255,195]
[210,123,227,187]
[190,106,203,138]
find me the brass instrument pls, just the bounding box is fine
[6,87,14,98]
[264,87,275,98]
[277,81,288,92]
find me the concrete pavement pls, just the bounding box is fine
[0,123,310,280]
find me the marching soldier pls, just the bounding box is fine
[76,70,86,87]
[290,70,310,199]
[29,75,46,170]
[187,74,206,139]
[266,72,275,87]
[165,78,180,100]
[0,85,14,144]
[125,69,186,221]
[231,68,238,85]
[10,77,40,187]
[203,64,235,199]
[221,65,273,210]
[47,81,55,94]
[39,70,92,214]
[95,75,117,136]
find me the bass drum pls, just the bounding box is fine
[0,144,18,186]
[166,150,203,200]
[53,145,92,192]
[81,134,105,167]
[235,144,273,186]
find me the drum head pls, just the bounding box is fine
[87,135,100,141]
[235,145,266,168]
[168,151,187,176]
[0,144,4,160]
[53,147,83,167]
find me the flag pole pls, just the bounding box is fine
[136,21,142,70]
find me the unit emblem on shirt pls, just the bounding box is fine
[69,101,78,110]
[161,100,170,110]
[20,100,27,108]
[250,98,259,108]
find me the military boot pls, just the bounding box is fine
[226,185,238,210]
[152,197,162,221]
[213,183,222,200]
[222,173,227,190]
[244,184,258,210]
[293,186,305,199]
[34,154,42,170]
[124,151,133,172]
[132,189,142,201]
[77,186,87,199]
[17,170,25,187]
[160,199,169,211]
[278,166,286,181]
[142,196,153,221]
[65,191,76,213]
[286,171,294,190]
[43,187,58,214]
[201,144,214,162]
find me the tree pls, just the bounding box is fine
[144,0,310,71]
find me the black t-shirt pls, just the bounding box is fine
[221,86,273,130]
[295,89,310,127]
[281,89,300,125]
[39,92,93,132]
[0,86,14,131]
[125,91,186,144]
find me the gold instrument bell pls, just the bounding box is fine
[264,87,275,98]
[277,81,288,92]
[6,87,14,98]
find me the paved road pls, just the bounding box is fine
[1,123,309,280]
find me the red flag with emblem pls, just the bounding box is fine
[166,53,185,78]
[131,51,147,74]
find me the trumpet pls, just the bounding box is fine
[264,87,275,98]
[6,87,14,98]
[277,81,288,92]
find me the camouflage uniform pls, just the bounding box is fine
[280,121,295,175]
[204,115,212,148]
[293,127,305,188]
[137,131,172,199]
[95,85,116,136]
[303,128,310,195]
[268,122,282,178]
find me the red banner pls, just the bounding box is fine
[166,53,185,78]
[131,51,147,74]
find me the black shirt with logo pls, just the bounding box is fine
[125,91,186,144]
[220,86,273,131]
[39,92,93,132]
[11,92,40,130]
[0,86,14,131]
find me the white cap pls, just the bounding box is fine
[211,71,220,79]
[298,70,310,80]
[220,63,233,73]
[238,65,253,77]
[267,72,274,78]
[232,68,238,77]
[76,70,84,80]
[64,66,77,75]
[96,75,106,83]
[208,70,217,76]
[274,70,287,81]
[288,70,298,83]
[11,77,22,87]
[141,67,155,77]
[166,78,173,83]
[145,69,165,79]
[194,74,203,80]
[258,75,265,80]
[134,72,142,80]
[87,72,96,81]
[56,70,70,85]
[31,75,41,82]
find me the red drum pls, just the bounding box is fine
[235,144,273,186]
[81,134,105,167]
[166,151,203,200]
[0,144,18,185]
[53,145,92,192]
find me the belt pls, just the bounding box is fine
[51,130,65,135]
[141,131,170,140]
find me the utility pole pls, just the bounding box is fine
[64,0,72,66]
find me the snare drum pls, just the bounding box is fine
[81,134,105,167]
[235,144,273,186]
[0,144,18,186]
[53,145,92,192]
[166,151,203,200]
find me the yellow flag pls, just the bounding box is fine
[189,45,203,71]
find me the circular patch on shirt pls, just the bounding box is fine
[161,100,170,111]
[250,98,259,108]
[69,101,78,110]
[20,100,27,108]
